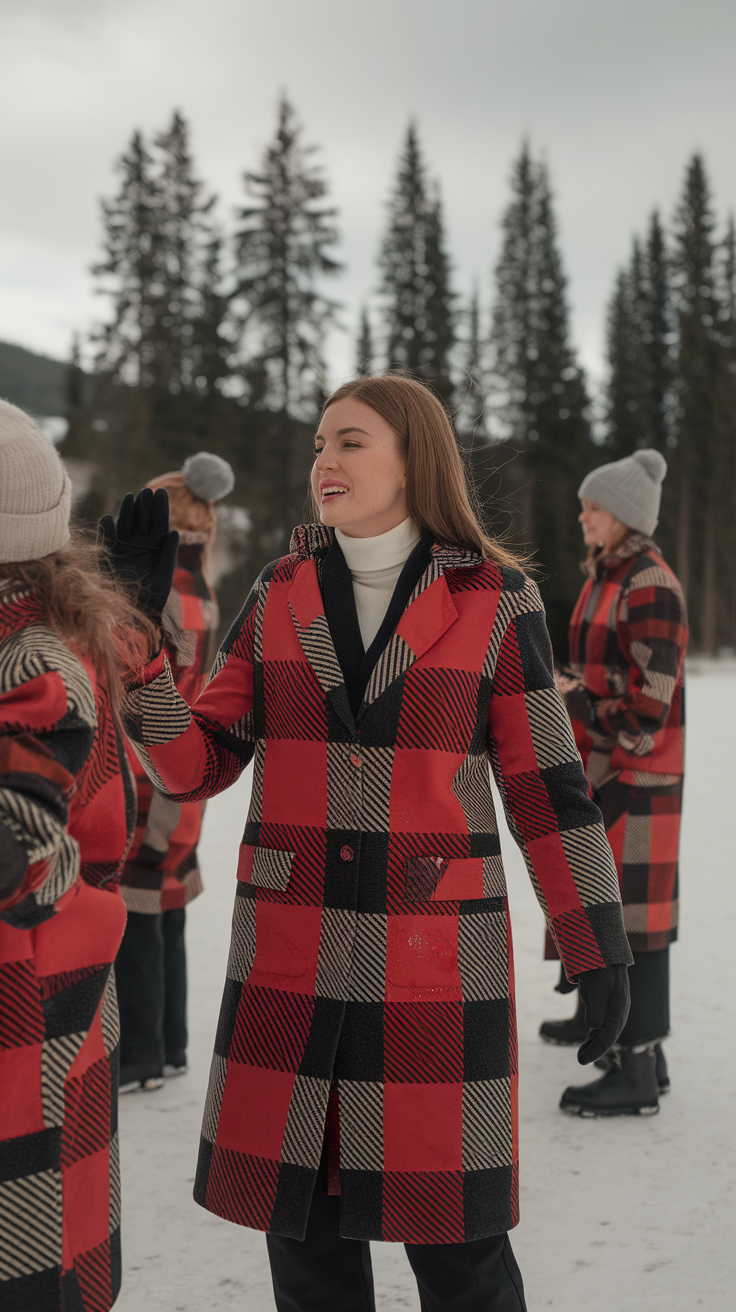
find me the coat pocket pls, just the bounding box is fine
[237,844,295,890]
[405,855,485,902]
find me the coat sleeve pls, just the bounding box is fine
[0,632,97,922]
[589,565,688,758]
[123,569,266,803]
[487,575,632,979]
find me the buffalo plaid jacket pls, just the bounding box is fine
[124,525,631,1245]
[0,581,130,1311]
[121,545,219,913]
[565,534,687,951]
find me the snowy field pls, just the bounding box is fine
[115,667,735,1311]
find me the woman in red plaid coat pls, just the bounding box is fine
[542,449,687,1118]
[109,377,633,1311]
[0,400,156,1311]
[117,454,232,1092]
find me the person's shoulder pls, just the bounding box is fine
[626,545,684,599]
[0,618,96,730]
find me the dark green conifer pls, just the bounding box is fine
[671,153,720,646]
[488,141,592,653]
[378,124,456,406]
[455,283,488,441]
[92,129,163,386]
[233,95,341,417]
[355,307,374,375]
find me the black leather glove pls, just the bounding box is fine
[99,489,179,622]
[576,964,630,1065]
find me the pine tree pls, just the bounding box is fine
[605,215,673,461]
[643,211,673,454]
[152,110,220,394]
[355,307,374,375]
[671,154,720,648]
[378,124,456,406]
[233,95,341,417]
[712,217,736,649]
[92,129,163,386]
[488,141,592,653]
[604,253,649,458]
[455,283,488,441]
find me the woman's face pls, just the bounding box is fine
[578,497,628,552]
[312,397,408,538]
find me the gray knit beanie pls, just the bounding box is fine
[0,399,72,563]
[578,449,667,536]
[182,452,235,502]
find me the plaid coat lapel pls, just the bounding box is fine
[361,542,481,713]
[286,525,484,723]
[287,549,357,736]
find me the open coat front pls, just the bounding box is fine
[125,526,631,1245]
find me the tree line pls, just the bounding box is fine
[64,97,736,654]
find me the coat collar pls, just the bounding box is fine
[584,532,658,581]
[287,524,483,731]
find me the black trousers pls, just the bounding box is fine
[266,1158,527,1312]
[116,907,187,1079]
[618,947,669,1047]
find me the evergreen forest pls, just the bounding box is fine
[61,99,736,655]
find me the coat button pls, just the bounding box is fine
[340,845,354,862]
[349,753,362,768]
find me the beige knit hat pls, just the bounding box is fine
[0,399,72,563]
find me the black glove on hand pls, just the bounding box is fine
[99,489,179,622]
[576,964,631,1065]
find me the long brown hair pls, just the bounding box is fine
[0,528,158,723]
[317,374,523,571]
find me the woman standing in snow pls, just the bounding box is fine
[110,375,632,1311]
[0,400,158,1310]
[541,449,687,1117]
[115,453,233,1092]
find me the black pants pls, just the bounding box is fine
[618,947,669,1047]
[266,1158,526,1312]
[116,908,187,1079]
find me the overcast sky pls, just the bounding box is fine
[2,0,735,390]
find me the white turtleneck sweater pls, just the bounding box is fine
[335,517,421,650]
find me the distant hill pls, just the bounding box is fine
[0,340,67,416]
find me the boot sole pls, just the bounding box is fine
[560,1100,659,1118]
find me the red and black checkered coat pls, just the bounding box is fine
[121,547,219,914]
[124,526,631,1245]
[566,533,688,952]
[0,581,131,1311]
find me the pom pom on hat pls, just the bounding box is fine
[182,452,234,503]
[632,448,667,482]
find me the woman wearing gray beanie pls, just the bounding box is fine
[540,448,688,1117]
[0,399,158,1309]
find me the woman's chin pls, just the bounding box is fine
[319,499,353,528]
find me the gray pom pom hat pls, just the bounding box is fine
[578,448,667,537]
[0,399,72,564]
[182,452,235,503]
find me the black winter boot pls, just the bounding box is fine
[539,992,588,1046]
[560,1045,660,1117]
[594,1041,670,1094]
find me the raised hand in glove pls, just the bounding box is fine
[99,488,179,622]
[576,964,630,1065]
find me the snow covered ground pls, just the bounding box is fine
[115,667,735,1311]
